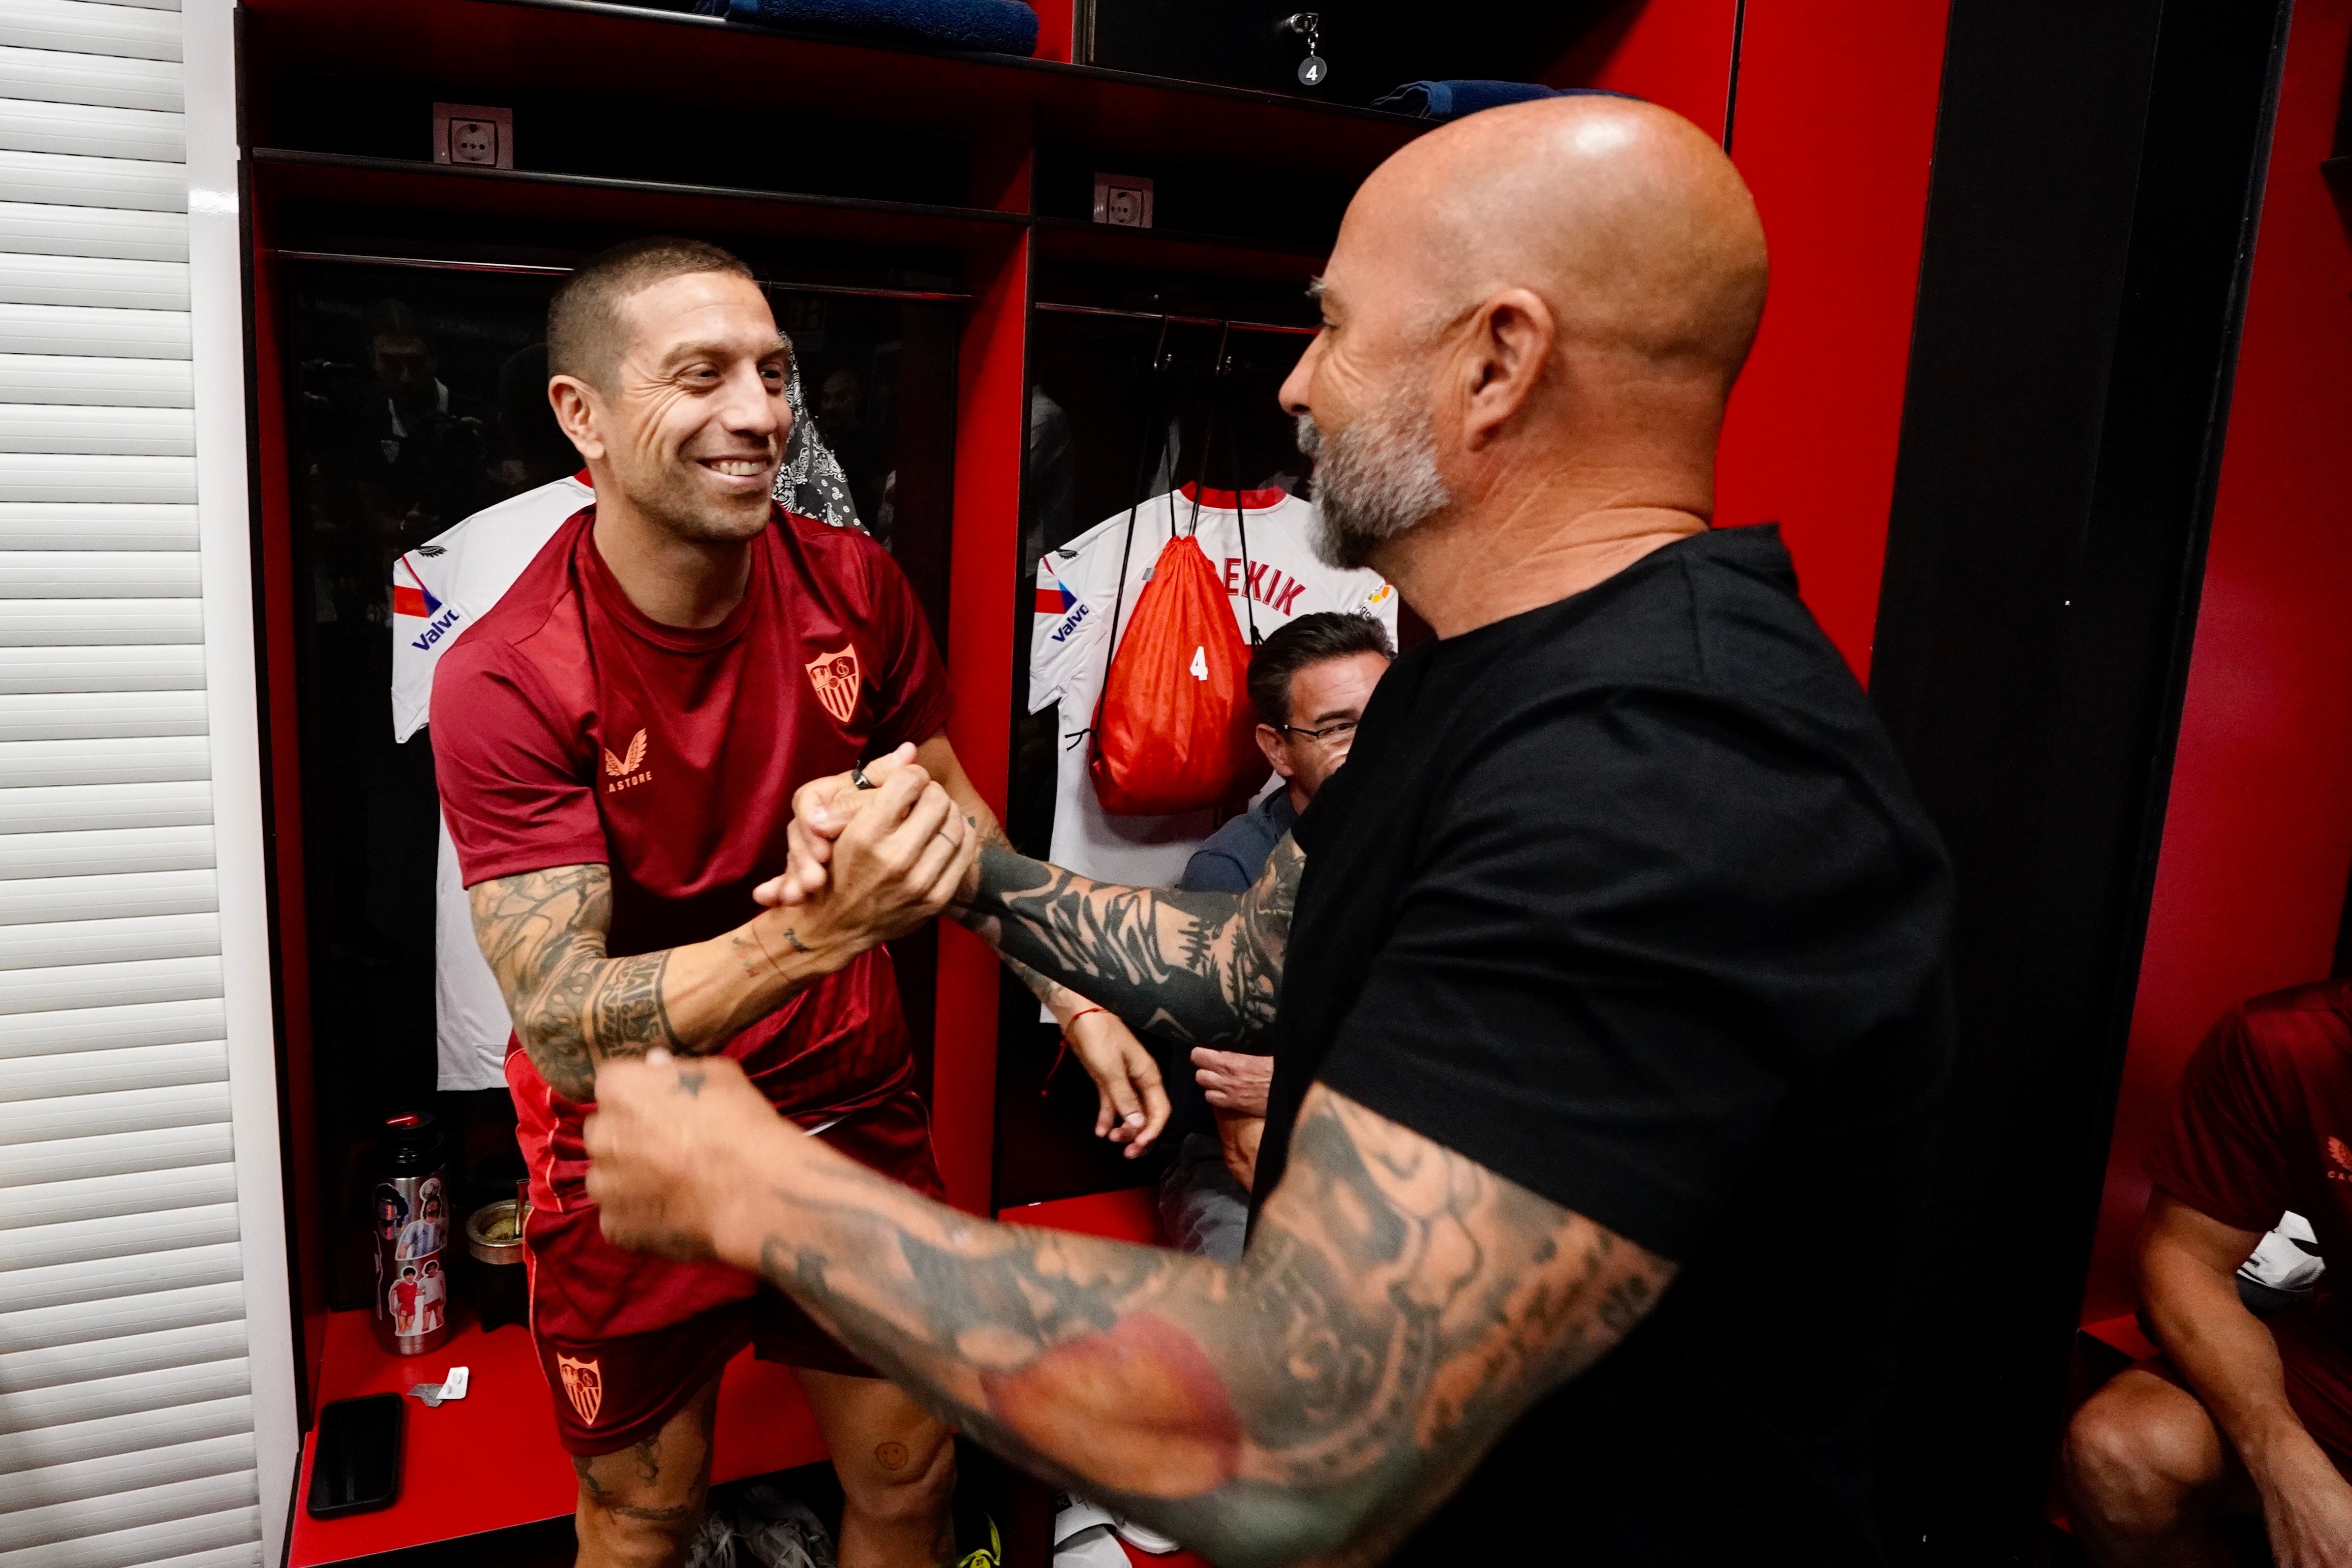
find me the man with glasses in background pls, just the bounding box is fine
[1162,611,1393,1256]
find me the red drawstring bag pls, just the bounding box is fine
[1091,534,1267,815]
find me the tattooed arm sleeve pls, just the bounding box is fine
[956,834,1301,1049]
[469,864,843,1101]
[707,1081,1671,1568]
[905,731,1075,1020]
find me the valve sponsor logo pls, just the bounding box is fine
[1036,557,1078,615]
[394,556,465,651]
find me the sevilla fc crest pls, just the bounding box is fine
[557,1353,604,1425]
[805,646,862,725]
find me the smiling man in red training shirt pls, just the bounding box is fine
[430,237,997,1568]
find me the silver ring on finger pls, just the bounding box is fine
[936,829,956,847]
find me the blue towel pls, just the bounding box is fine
[716,0,1038,56]
[1372,80,1636,121]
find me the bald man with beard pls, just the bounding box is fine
[580,97,1956,1564]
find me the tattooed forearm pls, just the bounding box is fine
[733,1084,1672,1568]
[469,865,683,1100]
[958,834,1302,1049]
[589,951,676,1065]
[1000,953,1067,1011]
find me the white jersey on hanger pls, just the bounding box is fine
[1029,483,1397,894]
[391,472,592,744]
[390,473,591,1090]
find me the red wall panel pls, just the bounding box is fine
[1029,0,1072,62]
[939,220,1031,1216]
[1547,0,1740,141]
[1715,2,1953,678]
[2083,0,2352,1321]
[1550,2,1951,679]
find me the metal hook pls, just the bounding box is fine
[1282,11,1326,86]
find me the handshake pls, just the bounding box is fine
[749,741,1266,1180]
[734,742,980,974]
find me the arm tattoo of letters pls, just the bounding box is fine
[961,834,1301,1048]
[748,1086,1673,1568]
[469,864,679,1101]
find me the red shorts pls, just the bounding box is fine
[508,1050,944,1456]
[2148,1302,2352,1477]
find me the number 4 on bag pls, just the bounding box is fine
[1090,534,1263,814]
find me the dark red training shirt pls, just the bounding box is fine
[2148,980,2352,1335]
[431,504,951,1118]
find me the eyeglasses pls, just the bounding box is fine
[1273,719,1358,746]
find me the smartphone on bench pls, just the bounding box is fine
[307,1393,404,1517]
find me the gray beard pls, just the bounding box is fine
[1296,387,1451,571]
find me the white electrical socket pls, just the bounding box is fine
[432,103,513,169]
[1092,173,1154,229]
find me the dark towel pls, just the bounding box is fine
[1372,80,1636,121]
[717,0,1038,55]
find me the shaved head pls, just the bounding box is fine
[1283,96,1769,592]
[1374,95,1767,374]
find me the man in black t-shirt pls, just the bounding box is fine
[582,94,1953,1566]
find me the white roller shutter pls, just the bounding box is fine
[0,4,289,1567]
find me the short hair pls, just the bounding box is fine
[546,236,756,390]
[1247,611,1395,727]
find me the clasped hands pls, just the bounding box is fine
[755,745,973,914]
[765,751,1172,1161]
[738,741,978,974]
[586,743,978,1257]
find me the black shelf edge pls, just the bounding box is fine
[249,150,1339,262]
[480,0,1432,131]
[246,147,1034,229]
[1027,214,1328,258]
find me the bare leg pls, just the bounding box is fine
[573,1377,721,1568]
[2062,1367,2261,1568]
[795,1367,959,1568]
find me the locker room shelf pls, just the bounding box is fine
[1030,215,1333,286]
[250,149,1346,290]
[249,149,1030,260]
[287,1307,829,1566]
[996,1183,1165,1245]
[242,0,1425,181]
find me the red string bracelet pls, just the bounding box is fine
[1042,1007,1109,1094]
